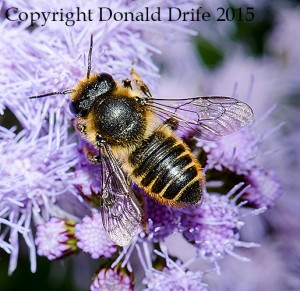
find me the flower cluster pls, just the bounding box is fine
[143,264,208,291]
[137,242,208,291]
[201,125,282,209]
[181,193,244,262]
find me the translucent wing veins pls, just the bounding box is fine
[148,96,254,140]
[99,144,142,246]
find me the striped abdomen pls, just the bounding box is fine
[128,129,204,207]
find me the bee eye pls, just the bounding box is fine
[99,73,114,85]
[69,99,92,117]
[69,100,88,117]
[97,73,116,92]
[69,100,80,116]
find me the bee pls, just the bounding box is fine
[29,35,254,246]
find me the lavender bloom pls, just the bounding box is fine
[131,184,181,242]
[200,121,282,209]
[72,144,102,204]
[75,211,117,259]
[202,127,259,175]
[91,264,134,291]
[207,245,287,291]
[0,106,79,273]
[143,266,208,291]
[144,196,181,242]
[244,167,282,209]
[137,243,208,291]
[35,217,78,260]
[180,185,259,264]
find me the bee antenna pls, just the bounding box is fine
[87,34,93,79]
[28,89,74,99]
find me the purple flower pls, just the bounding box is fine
[180,185,259,264]
[90,264,134,291]
[143,266,208,291]
[0,112,78,273]
[144,196,181,242]
[199,119,282,209]
[131,184,181,242]
[35,217,78,260]
[75,211,117,259]
[208,245,287,291]
[72,143,102,204]
[244,167,282,209]
[136,242,208,290]
[203,127,258,175]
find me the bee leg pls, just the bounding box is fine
[95,133,106,148]
[83,145,101,164]
[76,123,86,135]
[163,118,179,131]
[83,133,106,164]
[130,68,152,98]
[86,153,101,164]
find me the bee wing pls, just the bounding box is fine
[99,144,142,246]
[148,96,254,140]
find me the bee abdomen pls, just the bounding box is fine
[129,131,202,206]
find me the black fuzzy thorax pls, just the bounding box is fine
[92,94,146,146]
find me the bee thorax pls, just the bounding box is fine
[93,96,146,146]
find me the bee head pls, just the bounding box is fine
[69,73,116,117]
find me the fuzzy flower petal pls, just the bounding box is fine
[0,112,78,273]
[180,185,259,264]
[144,196,181,242]
[181,194,240,260]
[143,267,208,291]
[137,242,208,291]
[202,127,259,175]
[245,167,282,209]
